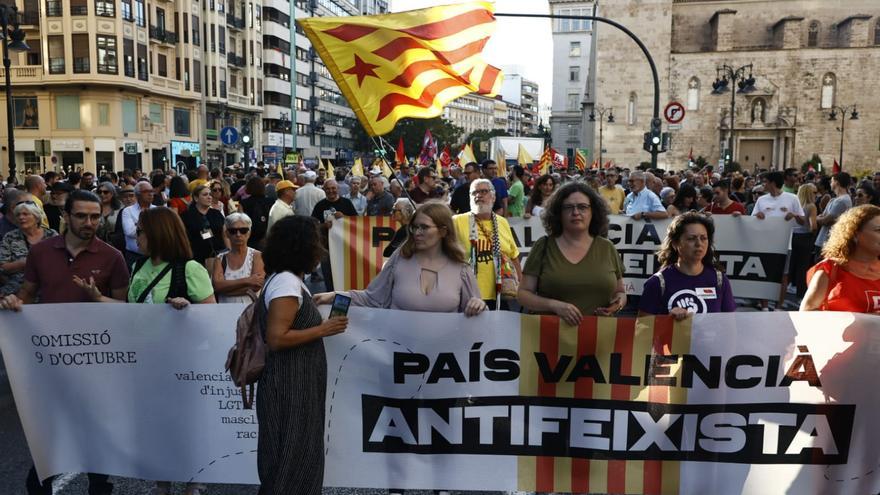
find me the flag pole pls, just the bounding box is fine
[495,12,662,170]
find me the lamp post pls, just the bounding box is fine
[0,5,30,181]
[712,64,756,168]
[588,105,614,168]
[827,104,859,171]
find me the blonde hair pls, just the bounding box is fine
[821,205,880,264]
[797,183,816,208]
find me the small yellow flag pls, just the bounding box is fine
[495,145,507,177]
[351,158,365,177]
[324,159,335,179]
[276,162,284,177]
[516,143,533,166]
[380,159,395,179]
[459,143,477,165]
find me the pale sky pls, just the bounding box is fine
[388,0,554,104]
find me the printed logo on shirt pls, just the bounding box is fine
[866,290,880,313]
[474,238,494,264]
[667,289,709,314]
[695,287,717,299]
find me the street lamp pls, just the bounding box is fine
[827,104,859,172]
[712,63,756,168]
[0,4,29,180]
[588,105,614,168]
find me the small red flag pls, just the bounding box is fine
[832,159,840,174]
[395,136,406,165]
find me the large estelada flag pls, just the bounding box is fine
[298,2,504,136]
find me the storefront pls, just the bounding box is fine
[51,139,85,173]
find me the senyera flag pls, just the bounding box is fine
[298,2,504,137]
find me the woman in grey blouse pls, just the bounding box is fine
[314,202,486,316]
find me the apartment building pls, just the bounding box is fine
[260,0,386,167]
[500,72,540,136]
[442,93,496,139]
[0,0,207,174]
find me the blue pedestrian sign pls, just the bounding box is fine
[220,127,239,146]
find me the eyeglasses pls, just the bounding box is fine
[561,203,591,214]
[228,227,250,235]
[471,189,493,197]
[211,187,222,192]
[98,189,113,195]
[408,223,437,234]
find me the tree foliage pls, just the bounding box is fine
[350,117,465,161]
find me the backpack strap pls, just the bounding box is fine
[657,270,667,298]
[715,267,723,289]
[133,263,174,303]
[221,252,228,272]
[166,261,190,301]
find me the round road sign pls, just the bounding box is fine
[664,102,686,124]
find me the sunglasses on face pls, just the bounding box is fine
[99,189,113,195]
[228,227,250,235]
[211,188,222,192]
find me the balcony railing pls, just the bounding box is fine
[0,66,45,80]
[70,4,88,15]
[149,26,178,44]
[226,52,245,67]
[72,57,90,73]
[97,63,117,74]
[46,0,62,16]
[226,13,244,29]
[48,58,65,74]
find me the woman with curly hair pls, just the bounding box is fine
[801,205,880,312]
[665,183,698,217]
[257,215,347,495]
[524,174,556,219]
[639,212,735,320]
[517,182,626,325]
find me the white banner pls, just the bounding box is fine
[3,305,878,493]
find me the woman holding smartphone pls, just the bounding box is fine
[314,202,485,316]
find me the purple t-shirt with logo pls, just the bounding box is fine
[639,265,736,315]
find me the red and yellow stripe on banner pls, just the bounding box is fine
[336,216,399,291]
[518,315,692,494]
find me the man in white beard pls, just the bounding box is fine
[451,178,522,310]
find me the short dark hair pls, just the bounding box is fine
[64,189,101,214]
[542,182,609,238]
[715,179,731,191]
[764,171,784,189]
[480,159,496,169]
[512,165,525,179]
[417,167,433,181]
[784,168,798,178]
[833,172,852,189]
[263,216,325,275]
[245,176,266,196]
[463,162,478,172]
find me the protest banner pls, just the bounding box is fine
[328,215,793,299]
[2,304,879,494]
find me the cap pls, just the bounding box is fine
[119,185,135,194]
[275,180,298,192]
[50,182,74,193]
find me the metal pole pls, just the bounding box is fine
[729,78,736,167]
[495,13,662,168]
[839,114,845,172]
[3,34,15,180]
[598,116,603,167]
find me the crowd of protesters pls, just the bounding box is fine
[0,159,877,494]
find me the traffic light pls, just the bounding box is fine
[240,118,252,146]
[643,119,663,153]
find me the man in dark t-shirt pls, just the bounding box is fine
[312,179,357,291]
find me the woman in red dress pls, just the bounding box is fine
[801,205,880,313]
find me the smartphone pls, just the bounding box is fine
[329,294,352,318]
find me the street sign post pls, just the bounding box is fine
[220,127,239,146]
[664,102,685,124]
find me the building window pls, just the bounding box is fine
[121,0,132,20]
[569,66,579,82]
[555,8,592,32]
[96,35,118,74]
[219,68,227,98]
[122,99,137,133]
[13,97,38,129]
[569,41,580,57]
[98,103,110,126]
[137,43,147,81]
[46,0,62,16]
[55,95,81,129]
[70,0,87,15]
[183,14,188,43]
[174,107,191,136]
[821,73,836,109]
[687,77,700,111]
[193,60,201,92]
[193,15,201,46]
[95,0,114,17]
[567,93,579,111]
[627,92,637,125]
[123,38,134,77]
[875,19,880,45]
[808,21,819,47]
[72,34,90,73]
[218,26,226,54]
[134,0,144,26]
[184,57,190,90]
[149,102,163,124]
[48,35,64,74]
[157,54,167,77]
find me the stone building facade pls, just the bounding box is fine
[593,0,880,174]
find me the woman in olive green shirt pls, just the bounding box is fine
[517,182,627,325]
[507,165,526,218]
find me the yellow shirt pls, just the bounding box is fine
[599,185,625,214]
[32,195,49,228]
[452,213,519,300]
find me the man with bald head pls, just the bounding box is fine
[188,164,210,193]
[311,179,358,290]
[24,175,49,227]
